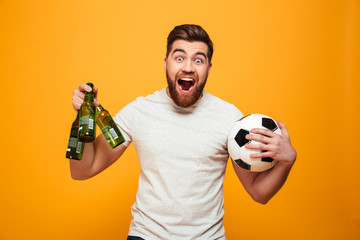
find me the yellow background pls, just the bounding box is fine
[1,0,359,239]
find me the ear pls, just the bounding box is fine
[164,58,167,72]
[207,62,212,76]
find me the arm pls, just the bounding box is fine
[69,84,127,180]
[232,120,297,204]
[69,134,127,180]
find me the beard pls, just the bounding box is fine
[166,70,208,108]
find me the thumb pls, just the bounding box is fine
[277,120,289,137]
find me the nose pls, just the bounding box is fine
[181,59,195,73]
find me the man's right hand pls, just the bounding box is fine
[69,83,127,180]
[72,83,100,111]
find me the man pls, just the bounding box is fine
[70,24,297,240]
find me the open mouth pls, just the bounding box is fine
[178,77,195,92]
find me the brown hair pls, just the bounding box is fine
[166,24,214,63]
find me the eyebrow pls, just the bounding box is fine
[172,48,207,59]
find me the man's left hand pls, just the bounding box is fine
[245,120,297,165]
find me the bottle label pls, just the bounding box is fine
[76,142,83,153]
[80,116,89,126]
[68,137,78,148]
[80,116,95,130]
[109,128,119,139]
[89,118,94,130]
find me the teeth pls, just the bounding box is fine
[180,78,193,81]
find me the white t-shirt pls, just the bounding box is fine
[114,88,243,240]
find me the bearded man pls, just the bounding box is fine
[70,24,297,240]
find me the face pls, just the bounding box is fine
[165,40,212,108]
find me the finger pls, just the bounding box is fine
[251,128,279,138]
[93,86,98,98]
[73,93,84,103]
[73,87,85,99]
[72,103,81,111]
[72,94,84,110]
[245,143,270,151]
[246,133,273,144]
[250,150,275,159]
[278,120,290,138]
[246,141,279,153]
[94,98,100,106]
[72,85,86,111]
[78,83,93,93]
[92,86,99,105]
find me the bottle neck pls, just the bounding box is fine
[97,104,104,111]
[75,110,80,120]
[84,91,94,102]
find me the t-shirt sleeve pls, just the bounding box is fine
[229,103,244,122]
[225,103,244,135]
[113,102,135,147]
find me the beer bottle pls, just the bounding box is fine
[79,82,96,142]
[96,104,125,148]
[66,111,84,160]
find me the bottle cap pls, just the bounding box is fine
[86,82,94,88]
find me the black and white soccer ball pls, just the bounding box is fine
[228,114,281,172]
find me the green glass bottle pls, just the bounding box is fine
[96,104,125,148]
[66,111,84,160]
[79,82,96,142]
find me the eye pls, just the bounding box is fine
[195,59,202,64]
[176,56,183,61]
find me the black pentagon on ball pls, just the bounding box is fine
[262,157,275,162]
[234,159,251,170]
[234,129,250,148]
[261,150,275,162]
[262,117,278,132]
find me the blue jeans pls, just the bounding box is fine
[127,236,145,240]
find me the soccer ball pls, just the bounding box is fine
[228,114,281,172]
